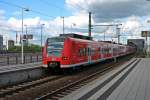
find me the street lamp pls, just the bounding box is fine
[41,24,45,48]
[21,8,29,64]
[61,17,65,34]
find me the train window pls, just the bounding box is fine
[47,38,64,56]
[101,48,103,54]
[103,48,106,54]
[87,48,89,55]
[93,49,95,55]
[83,48,86,56]
[108,48,112,54]
[91,49,93,55]
[48,42,64,49]
[79,48,86,56]
[81,49,83,56]
[78,48,83,57]
[78,49,81,57]
[103,48,111,54]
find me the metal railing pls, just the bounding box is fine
[0,53,42,66]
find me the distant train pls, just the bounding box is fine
[42,34,135,72]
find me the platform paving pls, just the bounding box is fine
[107,58,150,100]
[61,58,150,100]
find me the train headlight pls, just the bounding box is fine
[62,56,68,60]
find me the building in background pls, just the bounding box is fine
[127,39,145,52]
[0,35,3,50]
[8,40,14,48]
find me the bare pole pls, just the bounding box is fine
[21,8,24,64]
[116,27,121,44]
[104,32,105,41]
[41,24,45,48]
[61,17,64,34]
[16,31,18,44]
[88,12,92,37]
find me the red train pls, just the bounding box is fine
[42,34,135,71]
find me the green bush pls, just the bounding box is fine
[8,44,42,53]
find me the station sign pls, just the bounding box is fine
[141,31,150,37]
[23,34,33,39]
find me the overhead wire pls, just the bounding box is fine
[38,0,63,10]
[0,0,56,19]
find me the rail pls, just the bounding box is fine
[0,76,63,98]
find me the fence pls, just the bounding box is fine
[0,53,42,66]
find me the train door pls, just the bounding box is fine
[88,45,91,63]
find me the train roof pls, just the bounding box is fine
[47,34,130,47]
[59,33,93,40]
[68,37,114,45]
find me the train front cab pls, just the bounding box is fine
[43,37,64,72]
[45,37,75,72]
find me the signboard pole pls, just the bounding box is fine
[141,31,149,56]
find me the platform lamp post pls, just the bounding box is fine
[21,8,29,64]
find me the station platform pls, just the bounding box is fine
[0,62,45,88]
[61,58,149,100]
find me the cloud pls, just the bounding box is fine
[123,16,141,33]
[66,0,150,22]
[1,1,150,44]
[64,0,150,43]
[7,17,41,29]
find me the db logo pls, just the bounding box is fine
[52,58,56,61]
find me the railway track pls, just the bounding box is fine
[36,58,139,100]
[0,55,135,100]
[0,75,64,98]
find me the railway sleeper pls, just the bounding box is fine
[56,93,65,97]
[60,92,69,95]
[50,96,61,100]
[64,89,73,93]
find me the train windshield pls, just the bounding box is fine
[47,37,65,56]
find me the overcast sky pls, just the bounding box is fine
[0,0,150,45]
